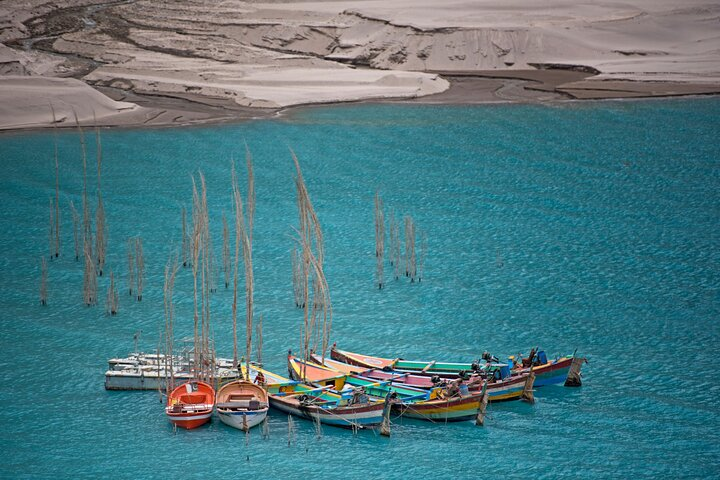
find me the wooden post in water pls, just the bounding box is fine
[521,368,536,404]
[287,415,295,446]
[380,391,393,436]
[565,354,585,387]
[475,380,489,426]
[261,416,270,440]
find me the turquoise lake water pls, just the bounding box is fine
[1,98,719,478]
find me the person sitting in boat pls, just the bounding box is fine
[351,387,369,405]
[254,371,265,386]
[522,348,537,368]
[445,379,463,397]
[482,351,499,363]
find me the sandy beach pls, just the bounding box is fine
[1,0,719,131]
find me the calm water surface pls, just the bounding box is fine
[1,98,719,478]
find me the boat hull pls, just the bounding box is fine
[217,409,268,430]
[332,347,582,388]
[167,411,213,430]
[268,395,384,428]
[105,369,239,391]
[393,394,482,422]
[215,380,269,431]
[165,381,215,430]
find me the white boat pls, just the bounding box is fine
[216,380,269,431]
[104,365,241,390]
[108,351,235,371]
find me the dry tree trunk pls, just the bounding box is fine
[190,176,202,376]
[389,212,400,280]
[70,200,80,261]
[404,216,416,282]
[40,257,48,306]
[163,254,179,396]
[374,191,385,289]
[106,270,119,315]
[222,212,230,289]
[231,166,241,368]
[181,207,189,267]
[48,198,54,259]
[231,155,255,380]
[418,230,427,282]
[291,247,304,308]
[135,237,144,301]
[50,102,60,258]
[83,234,96,306]
[76,109,95,304]
[95,125,106,277]
[255,314,263,366]
[291,150,332,366]
[127,238,135,296]
[245,143,255,245]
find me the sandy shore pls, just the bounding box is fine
[1,0,719,131]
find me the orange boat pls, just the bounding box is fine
[165,381,215,429]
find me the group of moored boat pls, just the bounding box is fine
[111,344,586,433]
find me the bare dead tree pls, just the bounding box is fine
[163,253,179,396]
[106,269,119,315]
[374,191,385,289]
[50,102,60,258]
[291,150,332,371]
[389,211,401,280]
[40,257,48,306]
[256,314,263,367]
[127,238,135,296]
[181,207,189,267]
[48,197,54,259]
[83,233,96,306]
[418,230,427,282]
[69,200,80,261]
[135,237,144,301]
[222,212,230,289]
[291,247,305,308]
[95,125,106,276]
[404,216,417,282]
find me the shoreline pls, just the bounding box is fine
[2,71,719,136]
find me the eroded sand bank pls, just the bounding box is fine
[1,0,719,130]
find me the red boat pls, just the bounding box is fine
[165,381,215,429]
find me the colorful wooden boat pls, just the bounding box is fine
[309,353,532,402]
[216,380,269,431]
[288,355,491,422]
[165,381,215,429]
[259,366,389,429]
[331,345,584,387]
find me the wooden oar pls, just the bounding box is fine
[420,360,437,373]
